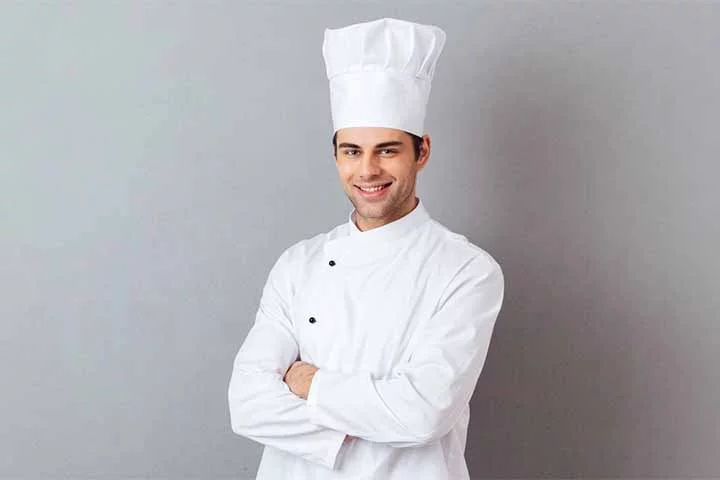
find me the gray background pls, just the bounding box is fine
[1,1,718,479]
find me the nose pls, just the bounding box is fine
[358,152,382,177]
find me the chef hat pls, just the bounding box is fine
[322,17,446,137]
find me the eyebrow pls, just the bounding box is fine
[337,141,405,149]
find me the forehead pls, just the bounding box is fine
[336,127,409,146]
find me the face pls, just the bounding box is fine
[335,127,430,231]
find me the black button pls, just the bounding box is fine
[328,260,336,266]
[308,317,316,324]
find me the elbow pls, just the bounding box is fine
[227,373,258,436]
[389,409,455,448]
[392,390,473,447]
[228,365,291,437]
[411,414,451,445]
[228,403,249,437]
[227,383,246,436]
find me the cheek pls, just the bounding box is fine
[336,163,355,181]
[386,164,412,182]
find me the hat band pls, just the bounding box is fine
[329,70,430,136]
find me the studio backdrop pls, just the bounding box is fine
[1,1,718,479]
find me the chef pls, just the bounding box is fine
[228,17,504,479]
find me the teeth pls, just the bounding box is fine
[359,184,388,192]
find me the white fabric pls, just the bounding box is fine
[228,198,504,479]
[322,18,446,136]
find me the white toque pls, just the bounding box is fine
[322,17,446,137]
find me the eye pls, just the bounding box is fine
[343,149,360,157]
[379,149,398,156]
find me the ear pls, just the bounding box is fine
[417,134,431,170]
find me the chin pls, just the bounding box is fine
[356,203,391,218]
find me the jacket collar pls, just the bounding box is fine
[325,197,431,266]
[348,197,429,240]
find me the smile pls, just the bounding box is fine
[357,183,390,192]
[355,182,392,197]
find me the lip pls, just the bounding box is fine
[355,182,392,199]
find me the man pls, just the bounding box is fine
[228,17,504,479]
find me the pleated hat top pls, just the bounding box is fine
[322,17,446,136]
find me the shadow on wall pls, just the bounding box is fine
[462,50,643,477]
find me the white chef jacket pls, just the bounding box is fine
[228,198,504,479]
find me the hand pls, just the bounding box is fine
[283,361,318,400]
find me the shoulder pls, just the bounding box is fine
[421,219,504,311]
[423,218,503,281]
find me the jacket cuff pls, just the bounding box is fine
[319,429,347,470]
[307,368,323,407]
[305,370,346,469]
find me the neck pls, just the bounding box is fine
[354,196,419,232]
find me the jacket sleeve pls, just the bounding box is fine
[305,254,504,447]
[228,248,347,469]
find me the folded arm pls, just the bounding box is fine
[305,255,504,447]
[227,249,346,469]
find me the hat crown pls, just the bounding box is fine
[323,18,446,81]
[322,18,446,136]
